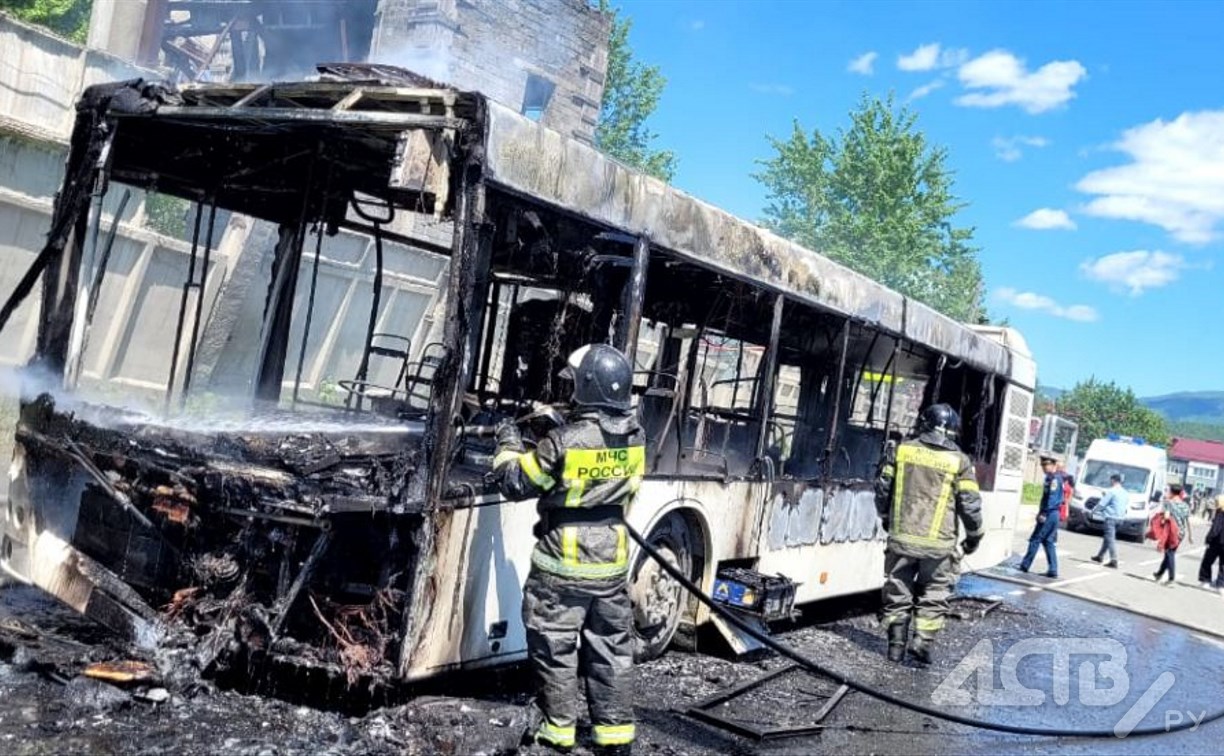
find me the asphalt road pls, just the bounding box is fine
[974,510,1224,641]
[2,508,1223,755]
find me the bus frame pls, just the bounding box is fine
[0,68,1036,689]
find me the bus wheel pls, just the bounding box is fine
[629,512,695,662]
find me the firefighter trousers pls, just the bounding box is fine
[881,551,957,638]
[521,567,635,749]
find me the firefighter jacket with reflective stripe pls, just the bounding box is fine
[494,410,645,581]
[876,431,984,559]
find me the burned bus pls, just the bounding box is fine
[0,66,1035,688]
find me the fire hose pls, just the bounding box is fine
[624,521,1224,739]
[479,409,1223,738]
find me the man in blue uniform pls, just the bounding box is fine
[1018,455,1065,577]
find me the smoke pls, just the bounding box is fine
[0,364,422,438]
[366,0,609,105]
[130,414,424,436]
[371,44,452,84]
[159,0,378,84]
[0,364,81,410]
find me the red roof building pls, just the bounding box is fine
[1168,438,1224,493]
[1170,438,1224,466]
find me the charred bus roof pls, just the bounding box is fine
[93,63,1024,387]
[102,65,477,229]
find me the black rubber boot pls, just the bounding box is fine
[886,621,909,663]
[909,634,934,664]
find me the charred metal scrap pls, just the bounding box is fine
[13,394,423,685]
[0,69,481,690]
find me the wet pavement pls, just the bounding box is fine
[979,516,1224,640]
[1,568,1222,755]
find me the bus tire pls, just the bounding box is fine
[629,511,697,663]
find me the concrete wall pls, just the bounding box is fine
[87,0,159,64]
[1185,460,1221,493]
[0,14,452,493]
[373,0,610,143]
[0,13,155,370]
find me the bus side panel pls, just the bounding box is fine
[754,486,886,605]
[976,487,1023,568]
[650,479,771,626]
[402,498,538,681]
[758,541,887,606]
[403,478,766,678]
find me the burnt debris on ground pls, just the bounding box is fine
[5,574,1222,755]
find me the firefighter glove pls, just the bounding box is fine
[962,534,982,555]
[494,418,524,451]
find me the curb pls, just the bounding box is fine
[972,568,1224,642]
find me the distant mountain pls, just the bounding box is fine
[1036,384,1065,400]
[1141,391,1224,425]
[1037,386,1224,427]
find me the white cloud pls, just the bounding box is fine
[994,288,1099,322]
[1015,208,1076,230]
[908,80,945,101]
[1075,110,1224,244]
[847,51,878,76]
[897,43,970,72]
[750,82,795,96]
[1079,250,1188,295]
[898,43,941,72]
[955,50,1087,113]
[992,134,1050,162]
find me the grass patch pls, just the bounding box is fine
[0,396,18,500]
[1022,482,1042,506]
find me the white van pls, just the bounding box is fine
[1066,436,1168,540]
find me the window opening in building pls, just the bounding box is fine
[521,74,556,121]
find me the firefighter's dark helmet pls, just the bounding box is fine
[919,403,961,437]
[561,344,633,411]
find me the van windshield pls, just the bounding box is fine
[1081,461,1150,494]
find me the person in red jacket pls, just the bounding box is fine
[1147,507,1182,585]
[1059,467,1075,523]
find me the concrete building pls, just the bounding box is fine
[83,0,611,143]
[1167,438,1224,493]
[372,0,610,142]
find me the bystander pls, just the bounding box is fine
[1198,494,1224,594]
[1151,484,1191,586]
[1090,474,1126,568]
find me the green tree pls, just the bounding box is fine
[1034,394,1056,418]
[1057,378,1170,454]
[1167,420,1224,443]
[754,93,986,322]
[0,0,92,44]
[144,192,191,240]
[594,1,676,182]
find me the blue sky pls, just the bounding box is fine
[615,0,1223,397]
